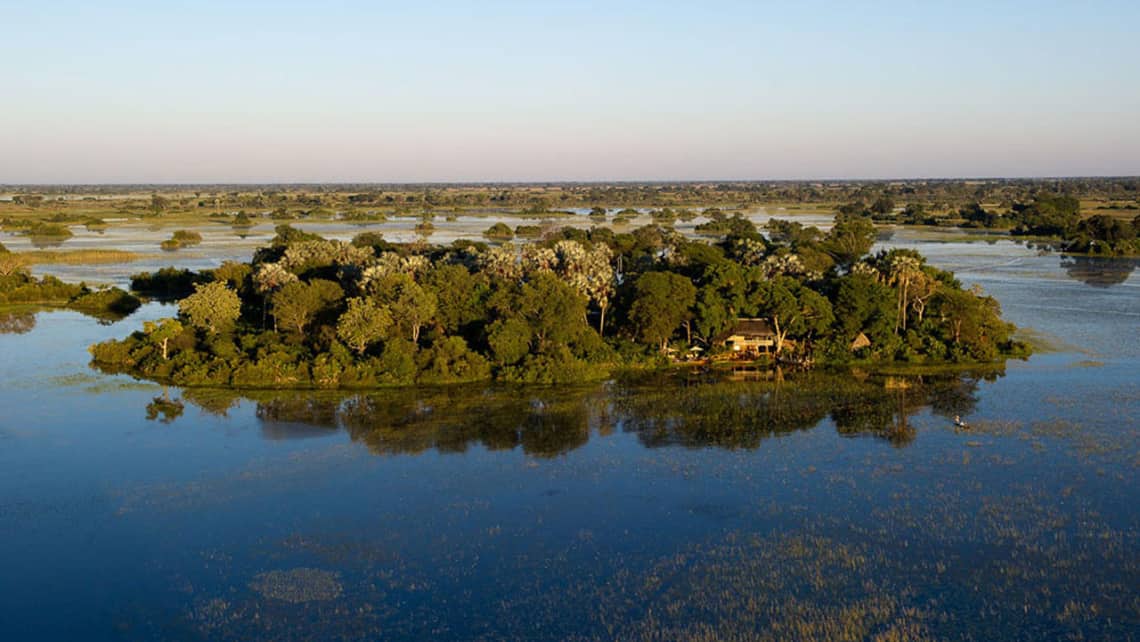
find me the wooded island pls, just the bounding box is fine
[89,212,1029,388]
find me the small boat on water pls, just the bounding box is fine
[953,415,969,429]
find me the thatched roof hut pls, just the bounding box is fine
[850,332,871,351]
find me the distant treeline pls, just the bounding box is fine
[4,177,1139,219]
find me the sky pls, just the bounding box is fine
[1,0,1139,183]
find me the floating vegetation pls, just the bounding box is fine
[604,534,936,641]
[1012,326,1086,354]
[110,443,363,515]
[249,568,343,603]
[189,598,236,632]
[47,372,102,387]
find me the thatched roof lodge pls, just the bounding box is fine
[716,318,777,355]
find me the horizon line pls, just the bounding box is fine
[2,175,1138,189]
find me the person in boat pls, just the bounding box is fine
[954,415,969,428]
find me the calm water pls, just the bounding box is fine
[1,233,1138,640]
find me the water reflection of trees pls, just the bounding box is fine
[1060,255,1139,288]
[0,310,36,334]
[257,397,341,440]
[28,236,68,249]
[180,388,241,417]
[613,380,830,449]
[165,371,1001,455]
[339,387,601,457]
[145,392,184,424]
[0,307,136,337]
[620,370,996,449]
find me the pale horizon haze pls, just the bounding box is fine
[2,0,1139,183]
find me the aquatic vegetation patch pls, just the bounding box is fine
[188,598,236,633]
[1006,326,1083,354]
[159,427,1139,640]
[12,249,141,265]
[249,568,343,603]
[48,372,102,387]
[82,381,160,394]
[111,444,363,515]
[594,533,936,641]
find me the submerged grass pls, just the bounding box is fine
[1011,326,1086,355]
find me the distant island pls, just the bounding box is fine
[89,213,1030,389]
[860,192,1140,256]
[0,241,140,320]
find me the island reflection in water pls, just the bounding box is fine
[0,310,36,334]
[1061,254,1140,288]
[154,370,1000,457]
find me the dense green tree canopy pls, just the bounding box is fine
[179,282,241,334]
[336,297,392,355]
[1011,193,1081,236]
[822,213,876,269]
[272,279,344,335]
[628,271,698,350]
[369,273,436,343]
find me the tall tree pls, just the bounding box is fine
[143,318,184,360]
[885,254,929,333]
[336,297,392,355]
[510,272,590,350]
[487,317,533,365]
[552,241,616,335]
[752,277,834,354]
[628,272,697,351]
[423,264,486,333]
[822,213,876,269]
[371,273,437,343]
[271,279,344,336]
[831,273,897,346]
[179,282,241,334]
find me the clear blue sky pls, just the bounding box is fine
[2,0,1138,183]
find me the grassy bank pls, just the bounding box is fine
[14,249,143,265]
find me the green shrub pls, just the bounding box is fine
[69,287,142,317]
[483,222,514,240]
[25,222,73,239]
